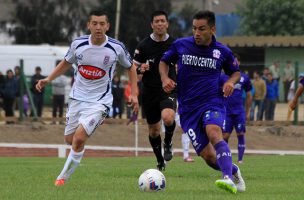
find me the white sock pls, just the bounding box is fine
[57,148,85,180]
[182,133,190,159]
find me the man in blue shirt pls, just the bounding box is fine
[220,54,252,164]
[159,10,245,194]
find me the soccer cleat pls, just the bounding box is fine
[163,142,173,161]
[215,177,237,194]
[233,165,246,192]
[157,161,166,171]
[237,160,243,164]
[54,179,66,186]
[183,157,194,162]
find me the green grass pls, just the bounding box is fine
[0,155,303,200]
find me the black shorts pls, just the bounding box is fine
[142,86,177,124]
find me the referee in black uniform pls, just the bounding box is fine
[133,11,177,171]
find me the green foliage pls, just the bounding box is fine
[11,0,87,44]
[0,155,303,200]
[237,0,304,36]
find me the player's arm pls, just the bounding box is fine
[159,61,176,93]
[36,59,72,92]
[245,91,252,120]
[289,84,304,110]
[223,71,240,97]
[127,64,139,114]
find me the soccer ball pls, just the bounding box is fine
[138,169,166,192]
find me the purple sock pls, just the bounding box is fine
[237,135,245,161]
[214,140,233,179]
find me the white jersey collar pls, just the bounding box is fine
[89,34,108,47]
[150,33,169,42]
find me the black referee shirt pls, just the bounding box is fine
[133,35,176,88]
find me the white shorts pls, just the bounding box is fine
[65,99,109,136]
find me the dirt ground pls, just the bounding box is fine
[0,119,303,151]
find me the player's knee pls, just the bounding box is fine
[64,135,73,145]
[72,135,85,149]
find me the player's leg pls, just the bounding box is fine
[148,123,165,170]
[55,125,88,186]
[161,108,175,161]
[142,88,165,170]
[55,101,108,186]
[181,132,194,162]
[222,116,233,143]
[160,93,177,161]
[203,110,237,193]
[234,114,246,163]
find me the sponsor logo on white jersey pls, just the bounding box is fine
[78,65,106,80]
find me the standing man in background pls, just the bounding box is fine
[31,66,45,117]
[51,74,68,124]
[133,11,177,171]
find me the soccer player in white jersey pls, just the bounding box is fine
[36,10,139,186]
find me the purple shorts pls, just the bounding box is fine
[181,109,225,155]
[223,113,246,134]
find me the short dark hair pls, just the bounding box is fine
[193,10,215,27]
[89,10,109,22]
[150,10,168,23]
[233,53,241,62]
[35,66,41,71]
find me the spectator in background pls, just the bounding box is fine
[283,61,295,103]
[269,60,280,82]
[14,66,21,112]
[262,67,269,81]
[31,66,45,117]
[250,71,266,121]
[112,74,124,119]
[264,72,279,121]
[0,71,5,119]
[51,74,68,124]
[3,69,17,124]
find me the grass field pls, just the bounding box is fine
[0,155,303,200]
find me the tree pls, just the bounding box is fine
[237,0,304,36]
[10,0,88,44]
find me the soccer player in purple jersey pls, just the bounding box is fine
[220,54,252,164]
[289,74,304,110]
[159,10,245,193]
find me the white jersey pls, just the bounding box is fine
[65,35,132,106]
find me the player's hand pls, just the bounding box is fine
[289,99,298,111]
[223,81,234,97]
[162,77,176,93]
[36,78,50,92]
[139,63,150,73]
[129,95,139,114]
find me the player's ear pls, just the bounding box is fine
[211,25,216,35]
[106,22,110,32]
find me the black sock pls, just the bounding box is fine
[164,121,176,145]
[149,135,163,163]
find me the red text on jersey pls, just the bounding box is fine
[78,65,106,79]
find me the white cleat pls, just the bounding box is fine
[233,165,246,192]
[215,177,237,194]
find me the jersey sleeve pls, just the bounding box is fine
[160,41,179,65]
[300,77,304,86]
[133,43,146,65]
[243,74,253,92]
[223,49,239,76]
[64,41,77,64]
[118,43,132,69]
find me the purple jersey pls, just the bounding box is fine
[161,36,239,116]
[220,72,252,115]
[300,77,304,86]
